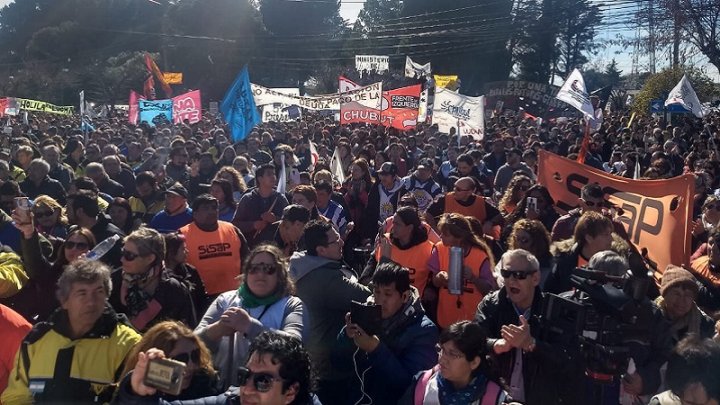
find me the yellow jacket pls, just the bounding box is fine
[0,251,27,299]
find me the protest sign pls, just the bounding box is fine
[483,80,568,117]
[139,99,173,127]
[432,88,484,139]
[537,150,694,274]
[404,56,431,79]
[163,72,183,85]
[261,88,300,123]
[355,55,389,77]
[381,84,422,130]
[340,82,383,125]
[17,98,73,115]
[128,91,145,125]
[434,75,459,89]
[172,90,202,124]
[253,83,382,111]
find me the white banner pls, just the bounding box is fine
[341,82,383,124]
[355,55,389,77]
[252,83,379,111]
[261,88,300,123]
[665,74,707,118]
[404,56,432,79]
[556,68,594,119]
[433,88,485,139]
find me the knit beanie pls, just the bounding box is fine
[661,265,699,296]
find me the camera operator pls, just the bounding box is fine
[474,249,582,404]
[558,250,673,405]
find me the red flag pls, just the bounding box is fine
[129,90,146,125]
[143,75,156,100]
[145,53,173,98]
[380,84,422,130]
[577,122,591,164]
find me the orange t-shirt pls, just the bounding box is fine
[180,221,243,295]
[435,242,489,329]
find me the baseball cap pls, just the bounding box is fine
[377,162,398,176]
[163,183,189,199]
[416,158,433,170]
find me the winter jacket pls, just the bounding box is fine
[543,242,583,295]
[232,188,288,247]
[1,305,141,404]
[474,288,583,405]
[289,252,371,382]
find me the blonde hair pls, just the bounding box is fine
[33,195,68,226]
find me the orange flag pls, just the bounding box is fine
[145,53,173,98]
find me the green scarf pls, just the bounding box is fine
[238,284,281,309]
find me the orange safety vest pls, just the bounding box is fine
[374,233,435,292]
[180,221,243,295]
[445,193,487,222]
[436,241,488,329]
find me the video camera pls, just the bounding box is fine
[539,252,656,381]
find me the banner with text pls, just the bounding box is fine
[405,56,431,79]
[432,88,484,139]
[355,55,389,77]
[381,84,422,130]
[434,75,459,90]
[139,99,173,127]
[537,150,694,274]
[340,82,383,125]
[253,83,381,111]
[261,88,300,123]
[172,90,202,124]
[16,98,73,115]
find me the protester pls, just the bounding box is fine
[0,304,31,399]
[129,171,166,223]
[150,182,193,233]
[689,227,720,313]
[401,158,441,212]
[20,158,66,204]
[498,174,533,215]
[31,194,68,242]
[255,204,311,257]
[314,180,349,235]
[233,164,289,247]
[210,178,237,222]
[109,196,141,234]
[1,259,142,403]
[68,190,125,265]
[196,244,306,388]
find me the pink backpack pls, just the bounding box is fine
[413,366,502,405]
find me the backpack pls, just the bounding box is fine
[413,366,502,405]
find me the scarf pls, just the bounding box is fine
[122,268,157,317]
[238,284,281,309]
[655,295,703,343]
[437,373,488,405]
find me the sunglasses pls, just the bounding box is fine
[34,210,54,218]
[237,367,284,393]
[247,263,277,275]
[121,250,141,261]
[65,241,89,251]
[172,348,200,364]
[500,269,537,280]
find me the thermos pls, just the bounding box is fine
[448,246,464,295]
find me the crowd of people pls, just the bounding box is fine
[0,105,719,405]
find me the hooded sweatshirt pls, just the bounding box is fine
[289,251,370,382]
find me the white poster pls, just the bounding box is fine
[252,83,380,111]
[404,56,431,79]
[339,76,362,93]
[355,55,389,77]
[261,88,301,122]
[433,87,485,140]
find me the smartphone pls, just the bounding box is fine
[15,197,32,224]
[143,357,186,396]
[527,197,538,212]
[350,301,382,336]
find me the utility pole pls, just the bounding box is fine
[672,0,680,68]
[649,0,656,73]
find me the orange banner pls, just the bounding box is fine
[163,72,183,85]
[538,150,694,274]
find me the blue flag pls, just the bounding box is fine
[221,66,261,142]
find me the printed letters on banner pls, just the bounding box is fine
[432,88,484,139]
[16,98,73,115]
[556,68,594,119]
[434,75,459,89]
[139,99,173,127]
[339,76,361,93]
[404,56,431,79]
[172,90,202,124]
[537,150,693,275]
[381,84,422,130]
[163,72,183,85]
[261,88,300,123]
[340,82,383,125]
[355,55,389,77]
[252,83,381,111]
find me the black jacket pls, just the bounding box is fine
[544,243,583,295]
[474,288,583,405]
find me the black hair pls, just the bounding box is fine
[211,178,236,209]
[191,194,218,211]
[73,176,99,194]
[0,180,21,197]
[304,220,333,256]
[314,180,333,194]
[393,206,428,246]
[581,182,604,200]
[456,154,474,166]
[72,190,99,218]
[136,171,157,187]
[248,331,313,405]
[667,336,720,402]
[256,164,276,179]
[372,261,411,294]
[439,321,490,377]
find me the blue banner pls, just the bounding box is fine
[221,66,261,142]
[139,99,173,127]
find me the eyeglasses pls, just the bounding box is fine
[33,210,54,218]
[121,249,141,261]
[171,348,200,364]
[237,367,285,393]
[436,345,464,360]
[500,269,537,280]
[247,263,277,276]
[65,241,90,251]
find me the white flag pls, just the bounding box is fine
[277,154,287,194]
[330,147,345,185]
[79,90,85,117]
[308,141,319,171]
[432,88,485,140]
[556,69,594,119]
[404,56,431,79]
[665,74,706,118]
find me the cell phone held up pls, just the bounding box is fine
[143,357,186,396]
[14,197,32,224]
[350,301,382,336]
[527,197,538,212]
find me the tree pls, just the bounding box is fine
[631,67,716,115]
[553,0,602,78]
[354,0,402,35]
[677,0,720,73]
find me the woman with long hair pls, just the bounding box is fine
[209,178,237,222]
[11,212,96,322]
[342,158,373,225]
[121,321,219,400]
[216,145,237,170]
[430,213,497,329]
[215,166,247,203]
[31,195,68,240]
[195,244,306,388]
[108,197,140,234]
[401,321,508,404]
[502,184,559,241]
[500,219,553,289]
[498,175,532,215]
